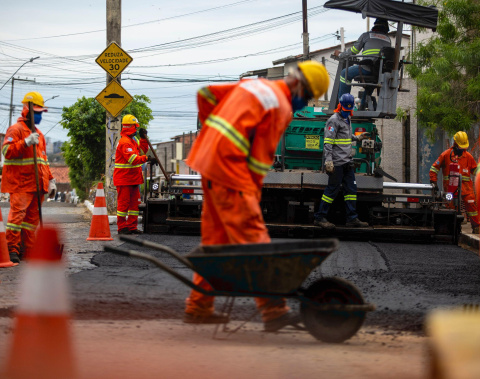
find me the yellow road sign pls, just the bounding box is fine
[95,80,133,118]
[95,42,133,78]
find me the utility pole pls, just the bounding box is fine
[302,0,309,61]
[9,77,36,126]
[105,0,121,214]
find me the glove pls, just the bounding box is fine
[325,161,335,174]
[147,156,159,166]
[25,132,39,147]
[48,179,57,199]
[357,132,370,142]
[138,128,148,139]
[430,181,439,192]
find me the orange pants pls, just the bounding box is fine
[6,192,44,258]
[116,185,141,231]
[443,181,479,227]
[185,178,290,322]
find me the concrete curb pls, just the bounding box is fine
[84,200,142,225]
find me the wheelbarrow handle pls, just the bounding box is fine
[119,235,194,269]
[104,245,211,295]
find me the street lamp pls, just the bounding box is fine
[44,95,59,103]
[0,56,39,91]
[3,57,40,126]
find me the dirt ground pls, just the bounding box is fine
[0,318,428,379]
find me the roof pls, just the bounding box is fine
[49,166,70,184]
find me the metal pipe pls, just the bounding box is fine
[171,174,202,181]
[383,182,433,190]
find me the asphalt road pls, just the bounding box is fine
[70,229,480,334]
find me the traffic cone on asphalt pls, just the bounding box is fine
[87,182,113,241]
[3,227,76,379]
[0,210,17,268]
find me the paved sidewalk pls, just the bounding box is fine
[458,223,480,254]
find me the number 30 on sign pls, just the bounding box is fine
[95,42,133,79]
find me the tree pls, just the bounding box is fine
[61,95,153,200]
[408,0,480,138]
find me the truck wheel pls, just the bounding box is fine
[300,277,366,343]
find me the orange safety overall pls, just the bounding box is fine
[185,79,293,322]
[113,129,149,231]
[430,147,479,227]
[1,106,53,257]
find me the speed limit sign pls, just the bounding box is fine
[95,41,133,78]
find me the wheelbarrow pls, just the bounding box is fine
[104,237,375,343]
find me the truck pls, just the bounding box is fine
[141,0,463,243]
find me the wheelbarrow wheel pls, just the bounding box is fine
[300,277,366,343]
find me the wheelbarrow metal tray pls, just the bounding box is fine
[186,239,338,294]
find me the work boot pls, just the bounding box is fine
[264,312,302,333]
[472,226,479,234]
[346,218,369,228]
[118,228,131,235]
[314,218,335,230]
[9,252,20,264]
[130,229,143,235]
[183,312,230,324]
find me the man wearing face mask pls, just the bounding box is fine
[430,131,479,234]
[313,93,370,230]
[113,114,157,235]
[1,92,56,263]
[184,61,329,330]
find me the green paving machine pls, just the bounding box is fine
[142,0,463,243]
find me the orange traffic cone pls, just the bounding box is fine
[87,182,113,241]
[3,227,76,379]
[0,210,17,268]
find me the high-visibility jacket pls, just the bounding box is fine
[187,79,293,193]
[339,30,391,62]
[113,130,149,186]
[1,107,53,194]
[429,147,478,194]
[323,112,360,165]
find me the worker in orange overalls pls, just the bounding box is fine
[184,61,329,332]
[430,131,479,234]
[113,114,156,234]
[1,92,57,263]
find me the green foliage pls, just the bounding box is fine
[61,95,153,200]
[408,0,480,136]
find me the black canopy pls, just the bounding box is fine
[324,0,438,30]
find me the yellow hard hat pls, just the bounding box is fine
[122,114,139,126]
[297,60,330,100]
[454,131,469,149]
[22,91,48,112]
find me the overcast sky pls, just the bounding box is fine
[0,0,376,143]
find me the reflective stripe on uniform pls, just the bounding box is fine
[205,114,250,156]
[339,76,350,85]
[117,211,128,217]
[344,195,357,201]
[467,211,478,217]
[324,138,351,145]
[128,154,138,164]
[351,46,359,54]
[6,223,21,232]
[443,176,449,181]
[322,194,334,204]
[247,155,270,176]
[4,157,49,166]
[20,222,36,231]
[462,176,470,182]
[114,163,143,169]
[127,210,139,216]
[2,144,9,156]
[198,87,217,106]
[363,49,381,55]
[430,166,439,173]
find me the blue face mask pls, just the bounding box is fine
[291,96,308,112]
[34,112,42,125]
[340,110,351,119]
